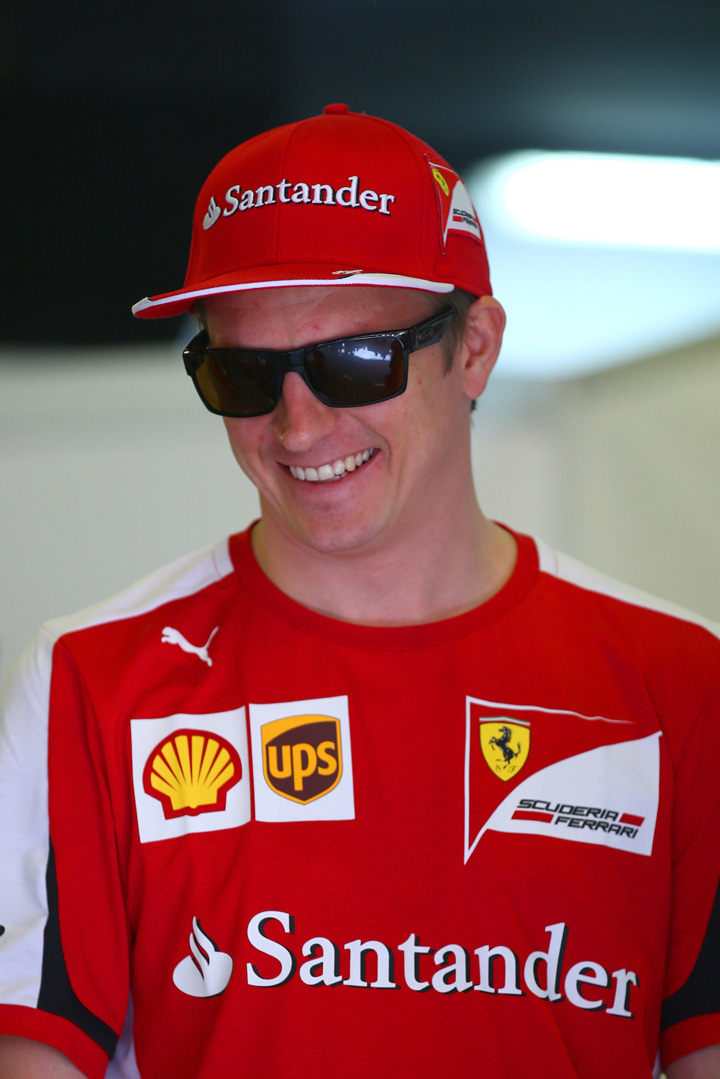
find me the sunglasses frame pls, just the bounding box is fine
[182,306,456,418]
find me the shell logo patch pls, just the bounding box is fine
[131,710,251,843]
[143,729,241,818]
[261,714,342,805]
[480,719,530,781]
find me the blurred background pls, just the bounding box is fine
[2,0,719,681]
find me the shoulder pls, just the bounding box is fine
[522,535,720,764]
[44,537,236,646]
[2,537,237,714]
[533,535,720,645]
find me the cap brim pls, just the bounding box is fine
[132,264,453,318]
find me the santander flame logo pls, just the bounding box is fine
[203,197,221,230]
[173,918,233,997]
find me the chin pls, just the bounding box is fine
[286,511,388,558]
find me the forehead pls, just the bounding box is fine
[203,285,441,349]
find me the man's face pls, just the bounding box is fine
[205,285,482,561]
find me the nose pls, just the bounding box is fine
[272,371,337,450]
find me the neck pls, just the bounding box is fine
[250,500,517,626]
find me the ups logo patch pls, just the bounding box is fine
[261,714,342,804]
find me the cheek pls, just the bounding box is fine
[404,354,459,422]
[223,418,267,472]
[394,362,470,473]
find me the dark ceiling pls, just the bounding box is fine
[4,0,719,345]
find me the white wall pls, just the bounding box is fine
[2,334,719,685]
[475,332,720,620]
[1,344,258,683]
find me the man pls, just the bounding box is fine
[1,104,719,1078]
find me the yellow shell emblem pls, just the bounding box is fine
[143,729,241,819]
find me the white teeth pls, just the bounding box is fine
[289,448,374,482]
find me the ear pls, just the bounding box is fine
[459,296,506,401]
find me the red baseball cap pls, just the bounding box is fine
[132,104,492,319]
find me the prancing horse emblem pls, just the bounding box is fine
[491,725,520,762]
[480,719,530,781]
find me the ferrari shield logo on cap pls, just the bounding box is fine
[480,719,530,781]
[428,158,483,251]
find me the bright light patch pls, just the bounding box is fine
[465,151,720,376]
[475,151,720,252]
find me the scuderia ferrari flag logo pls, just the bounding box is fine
[464,697,660,864]
[480,720,530,781]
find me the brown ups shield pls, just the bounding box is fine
[262,714,343,804]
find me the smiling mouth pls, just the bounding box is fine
[289,448,375,482]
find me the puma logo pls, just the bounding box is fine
[161,626,219,666]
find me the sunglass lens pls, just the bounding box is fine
[306,338,405,406]
[195,353,280,416]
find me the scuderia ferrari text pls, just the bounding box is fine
[245,912,639,1017]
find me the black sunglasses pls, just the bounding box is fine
[182,307,455,418]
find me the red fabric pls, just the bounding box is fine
[133,107,491,318]
[1,528,719,1077]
